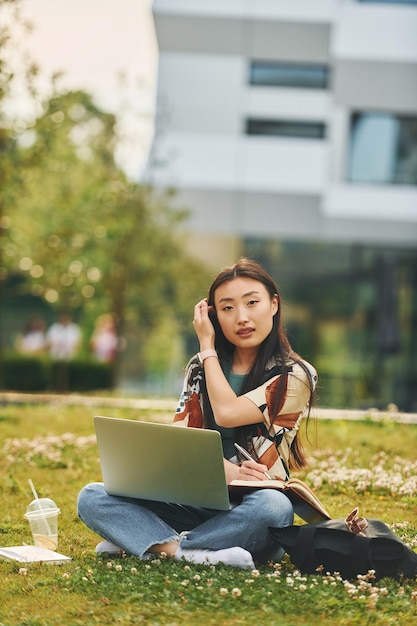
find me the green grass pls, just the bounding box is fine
[1,401,417,626]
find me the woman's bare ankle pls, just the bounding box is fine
[147,541,179,557]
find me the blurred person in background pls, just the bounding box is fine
[46,311,82,360]
[90,314,119,363]
[15,316,47,355]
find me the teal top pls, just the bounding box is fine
[215,362,247,459]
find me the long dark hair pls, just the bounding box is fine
[201,258,314,471]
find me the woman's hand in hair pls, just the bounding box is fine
[193,299,215,350]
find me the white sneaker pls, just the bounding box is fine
[95,541,156,560]
[175,546,255,569]
[95,540,123,556]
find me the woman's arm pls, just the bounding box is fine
[193,299,313,430]
[203,356,263,426]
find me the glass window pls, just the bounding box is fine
[246,118,326,139]
[250,61,329,89]
[348,112,417,185]
[243,237,417,411]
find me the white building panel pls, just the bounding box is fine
[323,185,417,223]
[239,138,328,193]
[153,0,335,23]
[245,87,331,122]
[249,21,330,63]
[333,4,417,62]
[333,61,417,113]
[153,133,328,194]
[152,134,238,189]
[157,53,245,134]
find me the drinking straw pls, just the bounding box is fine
[28,479,52,536]
[28,479,40,502]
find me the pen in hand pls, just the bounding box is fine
[234,443,272,480]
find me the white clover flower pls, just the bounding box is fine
[232,588,242,597]
[219,588,228,595]
[18,567,28,576]
[130,567,137,574]
[115,564,122,572]
[305,448,417,496]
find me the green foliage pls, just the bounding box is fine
[3,354,48,391]
[3,353,114,392]
[0,402,416,624]
[6,88,209,320]
[49,360,115,393]
[0,1,211,385]
[0,0,38,247]
[1,87,211,376]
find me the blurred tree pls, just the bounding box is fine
[0,0,210,387]
[8,89,210,378]
[0,0,39,387]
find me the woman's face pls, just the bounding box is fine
[213,277,278,350]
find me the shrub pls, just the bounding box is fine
[50,360,115,392]
[3,353,49,391]
[3,353,114,392]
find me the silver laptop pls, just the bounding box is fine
[94,416,231,510]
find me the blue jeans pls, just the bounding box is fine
[77,482,294,563]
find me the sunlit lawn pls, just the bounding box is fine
[1,400,417,626]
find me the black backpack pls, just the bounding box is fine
[269,515,417,581]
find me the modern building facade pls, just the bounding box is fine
[150,0,417,411]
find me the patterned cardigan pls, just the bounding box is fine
[173,355,317,481]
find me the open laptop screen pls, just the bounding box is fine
[94,416,231,511]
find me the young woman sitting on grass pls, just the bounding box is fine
[78,258,317,569]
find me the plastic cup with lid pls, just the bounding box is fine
[24,497,60,550]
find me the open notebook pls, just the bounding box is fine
[94,416,330,522]
[0,545,71,563]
